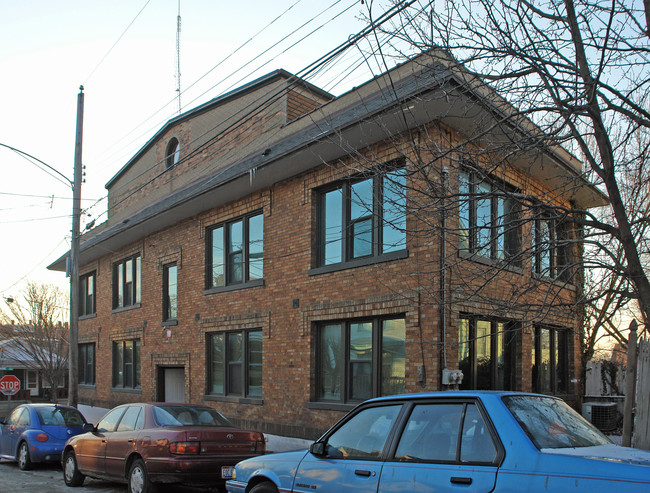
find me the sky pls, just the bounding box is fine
[0,0,396,305]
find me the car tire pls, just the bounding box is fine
[63,450,85,487]
[17,441,32,470]
[128,458,155,493]
[249,482,279,493]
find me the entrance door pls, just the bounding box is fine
[159,367,185,403]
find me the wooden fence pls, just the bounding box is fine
[635,340,650,450]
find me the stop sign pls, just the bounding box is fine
[0,375,20,396]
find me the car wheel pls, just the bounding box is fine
[128,458,154,493]
[63,450,85,487]
[17,441,32,470]
[249,482,279,493]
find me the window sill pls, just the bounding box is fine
[204,279,264,295]
[309,249,408,276]
[532,273,577,291]
[79,313,97,321]
[78,384,96,389]
[203,394,264,406]
[111,303,141,314]
[161,319,178,327]
[307,401,357,412]
[458,250,524,274]
[110,387,142,394]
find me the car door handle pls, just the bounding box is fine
[355,469,372,477]
[451,477,472,485]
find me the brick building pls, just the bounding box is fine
[49,51,605,438]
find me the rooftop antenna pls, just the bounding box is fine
[175,0,182,114]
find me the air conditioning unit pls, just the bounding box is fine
[582,402,618,431]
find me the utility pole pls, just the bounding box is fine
[68,86,84,408]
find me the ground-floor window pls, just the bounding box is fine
[316,316,406,403]
[207,329,262,397]
[112,339,140,389]
[459,316,517,390]
[78,343,95,385]
[532,326,569,394]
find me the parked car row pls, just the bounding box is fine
[0,402,265,493]
[3,392,650,493]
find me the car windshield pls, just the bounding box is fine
[36,407,85,426]
[503,395,611,449]
[152,405,232,427]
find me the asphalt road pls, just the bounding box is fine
[0,459,222,492]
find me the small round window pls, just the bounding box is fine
[166,138,180,168]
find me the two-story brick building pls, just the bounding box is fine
[49,51,606,439]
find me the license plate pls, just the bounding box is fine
[221,466,234,479]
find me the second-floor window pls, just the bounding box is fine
[78,343,95,385]
[79,271,96,316]
[162,263,177,321]
[459,169,520,262]
[112,339,141,389]
[206,212,263,289]
[317,166,406,267]
[112,255,141,309]
[533,210,573,281]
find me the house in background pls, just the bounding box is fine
[0,334,68,401]
[48,51,606,439]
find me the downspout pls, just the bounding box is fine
[441,167,449,371]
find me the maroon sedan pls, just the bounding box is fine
[62,403,265,493]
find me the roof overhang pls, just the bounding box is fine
[49,55,607,271]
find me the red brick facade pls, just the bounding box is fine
[57,58,601,439]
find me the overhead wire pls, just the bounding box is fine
[94,1,416,224]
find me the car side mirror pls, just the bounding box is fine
[83,423,95,433]
[310,442,326,456]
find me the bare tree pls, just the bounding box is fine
[352,0,650,337]
[0,282,69,402]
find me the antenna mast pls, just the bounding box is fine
[175,0,182,114]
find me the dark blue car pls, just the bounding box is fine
[0,403,86,469]
[227,391,650,493]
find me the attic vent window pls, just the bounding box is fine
[166,138,180,168]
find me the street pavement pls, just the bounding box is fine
[0,459,221,492]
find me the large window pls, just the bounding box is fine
[317,166,406,267]
[112,254,141,309]
[459,316,517,391]
[112,339,141,389]
[162,263,177,321]
[532,326,569,394]
[79,271,96,317]
[78,343,95,385]
[206,212,263,290]
[316,317,405,403]
[533,210,573,281]
[459,169,520,262]
[208,329,262,397]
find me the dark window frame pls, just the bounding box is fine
[205,211,264,291]
[458,315,518,391]
[532,325,569,395]
[78,342,95,385]
[315,316,406,404]
[166,138,180,168]
[207,328,262,398]
[79,271,96,317]
[112,339,141,389]
[112,254,141,310]
[533,209,573,282]
[162,262,178,322]
[315,162,407,269]
[459,167,521,263]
